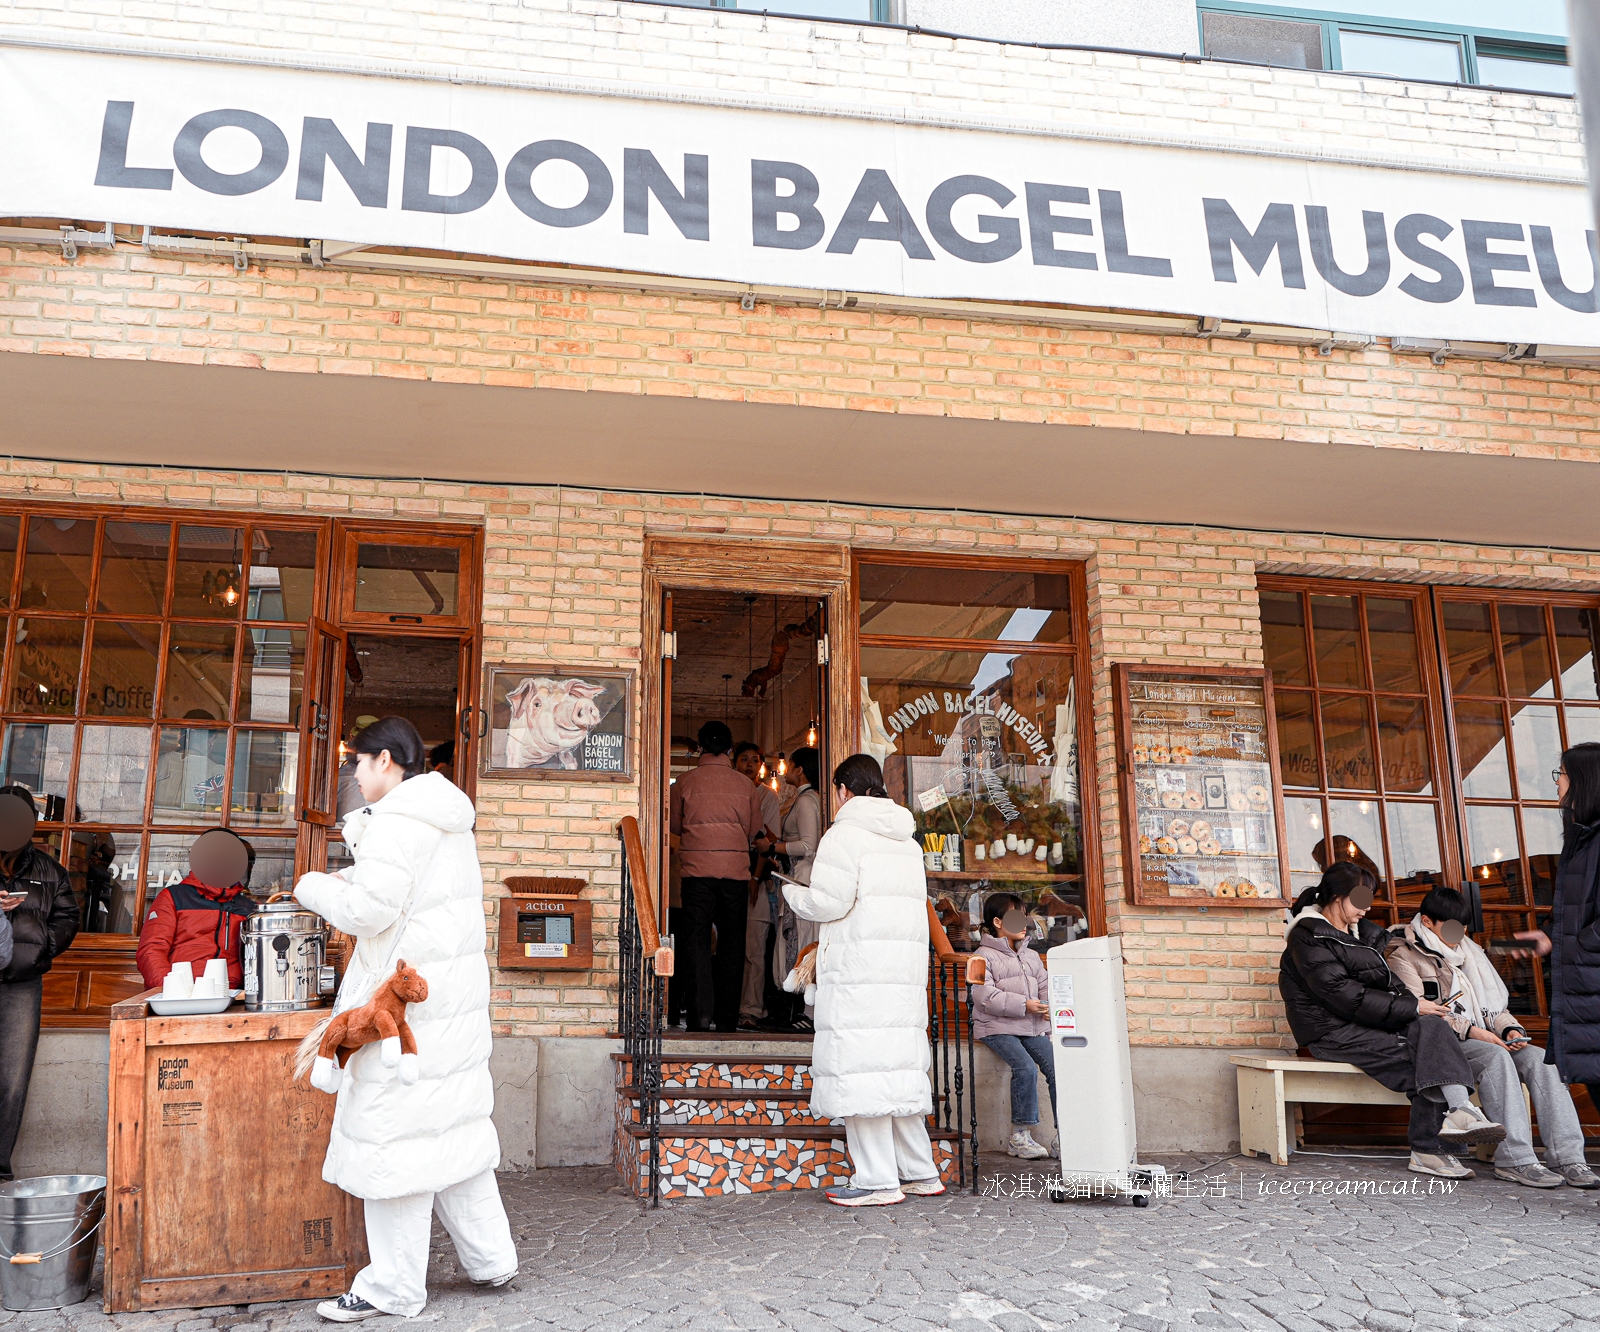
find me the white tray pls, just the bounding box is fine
[148,992,242,1016]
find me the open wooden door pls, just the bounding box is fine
[298,617,346,826]
[456,631,481,798]
[659,589,675,940]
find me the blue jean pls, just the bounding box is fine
[982,1033,1057,1128]
[0,978,43,1180]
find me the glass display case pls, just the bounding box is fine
[1113,664,1291,908]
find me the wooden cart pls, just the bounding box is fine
[105,993,366,1313]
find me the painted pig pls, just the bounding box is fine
[504,677,608,769]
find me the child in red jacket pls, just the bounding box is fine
[136,829,255,989]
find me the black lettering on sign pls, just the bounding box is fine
[1203,198,1306,289]
[94,101,174,191]
[623,149,709,240]
[303,1217,334,1254]
[173,109,290,197]
[297,118,393,208]
[751,160,825,251]
[157,1057,194,1091]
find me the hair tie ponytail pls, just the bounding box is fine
[833,753,890,800]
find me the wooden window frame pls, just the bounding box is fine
[851,549,1103,939]
[0,502,485,1029]
[332,522,479,630]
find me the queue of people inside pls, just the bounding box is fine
[667,720,822,1033]
[1278,739,1600,1187]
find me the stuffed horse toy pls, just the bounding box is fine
[295,959,429,1093]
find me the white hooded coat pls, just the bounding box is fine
[294,771,500,1200]
[782,795,932,1120]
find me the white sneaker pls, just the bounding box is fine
[1438,1105,1507,1147]
[1409,1151,1475,1179]
[1007,1130,1051,1160]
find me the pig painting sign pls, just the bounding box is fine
[484,667,633,780]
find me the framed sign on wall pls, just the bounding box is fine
[481,666,634,780]
[1112,664,1292,908]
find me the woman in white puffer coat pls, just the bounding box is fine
[293,716,517,1323]
[782,753,941,1208]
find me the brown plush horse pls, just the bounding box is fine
[295,959,429,1093]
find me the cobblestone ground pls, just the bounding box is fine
[5,1150,1599,1332]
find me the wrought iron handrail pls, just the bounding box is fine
[616,816,670,1207]
[926,902,980,1193]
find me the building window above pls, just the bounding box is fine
[1199,3,1571,93]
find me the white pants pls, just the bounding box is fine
[741,885,771,1020]
[351,1167,517,1317]
[842,1114,938,1193]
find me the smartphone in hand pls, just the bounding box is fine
[0,891,27,910]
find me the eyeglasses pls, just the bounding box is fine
[1553,768,1566,784]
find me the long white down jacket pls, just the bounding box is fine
[294,771,500,1200]
[783,795,932,1120]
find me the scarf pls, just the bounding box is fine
[1413,916,1510,1025]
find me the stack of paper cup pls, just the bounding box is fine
[162,961,194,999]
[199,958,230,999]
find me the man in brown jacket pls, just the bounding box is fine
[670,721,765,1032]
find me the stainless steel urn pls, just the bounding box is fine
[242,899,337,1011]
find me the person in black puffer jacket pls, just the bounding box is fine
[1280,862,1503,1178]
[0,784,79,1182]
[1518,742,1600,1113]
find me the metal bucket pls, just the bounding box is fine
[0,1175,106,1311]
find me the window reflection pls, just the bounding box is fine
[1366,597,1422,692]
[241,835,297,900]
[172,526,243,618]
[1259,589,1310,686]
[1509,703,1561,802]
[84,622,160,718]
[67,829,137,935]
[1283,796,1325,901]
[1385,802,1444,896]
[1466,805,1524,906]
[0,722,73,821]
[1325,799,1385,878]
[355,543,459,618]
[1310,595,1365,688]
[1274,691,1319,787]
[1319,695,1376,790]
[0,515,19,610]
[1455,701,1512,799]
[19,516,94,612]
[861,644,1083,951]
[152,727,227,823]
[240,628,304,724]
[1375,696,1432,794]
[96,522,170,616]
[1499,604,1554,699]
[249,529,319,623]
[1554,606,1599,700]
[1443,602,1498,696]
[9,619,83,715]
[164,623,237,721]
[858,564,1072,643]
[230,731,298,829]
[76,725,151,823]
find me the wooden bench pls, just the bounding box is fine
[1230,1052,1521,1165]
[1232,1053,1408,1165]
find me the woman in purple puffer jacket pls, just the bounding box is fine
[970,892,1058,1160]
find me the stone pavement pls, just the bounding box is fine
[5,1150,1599,1332]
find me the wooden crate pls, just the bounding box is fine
[105,993,366,1313]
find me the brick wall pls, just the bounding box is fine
[0,0,1581,172]
[4,241,1600,459]
[6,453,1600,1047]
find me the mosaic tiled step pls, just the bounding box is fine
[613,1055,811,1092]
[621,1089,839,1129]
[615,1123,964,1200]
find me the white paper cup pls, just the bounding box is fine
[992,839,1006,858]
[163,962,194,998]
[973,844,986,861]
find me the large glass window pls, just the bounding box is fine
[1262,577,1600,1023]
[1199,5,1569,92]
[0,510,325,939]
[859,558,1091,954]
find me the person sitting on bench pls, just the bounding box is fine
[1386,887,1600,1190]
[1279,862,1505,1180]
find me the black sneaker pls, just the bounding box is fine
[316,1292,386,1322]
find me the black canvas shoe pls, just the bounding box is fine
[316,1292,386,1322]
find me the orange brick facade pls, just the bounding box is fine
[5,237,1600,1050]
[4,238,1600,459]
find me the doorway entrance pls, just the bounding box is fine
[664,588,829,1033]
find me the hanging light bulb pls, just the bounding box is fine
[806,719,818,746]
[769,775,780,792]
[758,760,767,780]
[777,752,787,776]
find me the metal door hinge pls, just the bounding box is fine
[817,634,830,665]
[661,631,678,660]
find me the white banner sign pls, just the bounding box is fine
[3,45,1596,345]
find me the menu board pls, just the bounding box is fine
[1113,665,1291,908]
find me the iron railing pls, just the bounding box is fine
[928,951,981,1193]
[617,817,668,1207]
